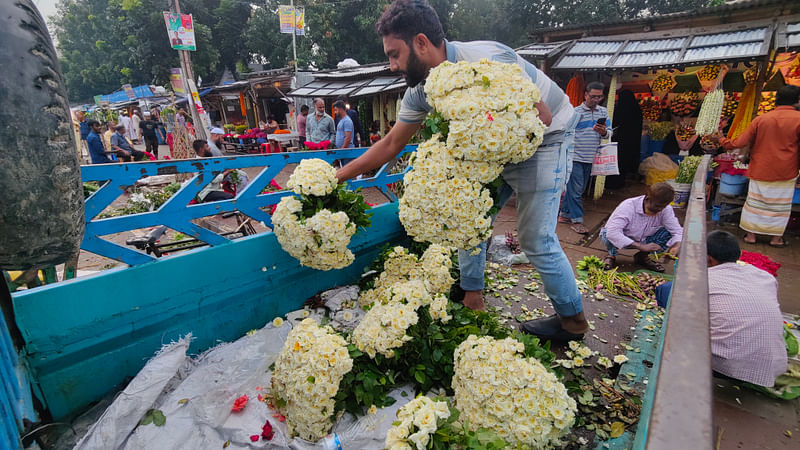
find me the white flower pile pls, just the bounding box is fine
[270,318,353,441]
[351,280,431,358]
[399,60,546,250]
[358,245,454,308]
[385,396,451,450]
[452,335,577,447]
[272,159,357,270]
[695,89,725,136]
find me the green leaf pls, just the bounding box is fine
[139,412,153,426]
[610,421,626,438]
[152,409,166,426]
[307,376,315,384]
[177,398,189,405]
[414,371,426,384]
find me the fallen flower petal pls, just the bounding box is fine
[250,435,260,442]
[232,394,248,412]
[261,420,274,440]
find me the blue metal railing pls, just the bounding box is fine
[81,147,414,266]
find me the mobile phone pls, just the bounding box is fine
[596,118,606,126]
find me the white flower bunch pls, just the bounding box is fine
[286,158,338,197]
[428,294,452,323]
[273,198,356,270]
[400,60,546,250]
[273,159,370,271]
[452,335,577,447]
[555,341,597,368]
[359,245,454,308]
[695,89,725,136]
[271,318,353,441]
[385,396,451,450]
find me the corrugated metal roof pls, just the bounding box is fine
[552,23,774,70]
[288,75,406,98]
[312,64,391,79]
[515,40,572,58]
[778,19,800,48]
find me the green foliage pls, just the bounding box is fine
[298,185,373,229]
[675,155,703,184]
[234,125,247,134]
[139,408,166,426]
[420,111,449,142]
[334,302,556,417]
[97,183,182,218]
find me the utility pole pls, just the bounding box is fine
[173,0,207,140]
[291,0,298,75]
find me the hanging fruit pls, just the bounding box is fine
[721,91,740,117]
[670,92,700,117]
[757,91,776,116]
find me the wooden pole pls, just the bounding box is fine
[173,0,207,140]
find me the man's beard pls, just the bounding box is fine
[403,47,428,88]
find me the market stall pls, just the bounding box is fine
[545,16,800,204]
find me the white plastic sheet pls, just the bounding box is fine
[79,307,412,449]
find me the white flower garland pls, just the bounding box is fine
[385,396,451,450]
[399,60,546,250]
[452,335,577,447]
[695,89,725,136]
[270,318,353,441]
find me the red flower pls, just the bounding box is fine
[486,111,494,122]
[249,435,259,442]
[232,394,248,412]
[260,420,274,440]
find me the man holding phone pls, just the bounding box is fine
[559,82,610,234]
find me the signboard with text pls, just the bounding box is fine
[170,68,185,94]
[163,12,196,51]
[279,6,294,34]
[122,84,136,100]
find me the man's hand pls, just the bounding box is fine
[635,242,662,252]
[336,121,420,183]
[667,242,681,256]
[535,101,552,127]
[592,123,607,136]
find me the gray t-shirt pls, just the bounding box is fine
[207,139,224,157]
[307,113,336,143]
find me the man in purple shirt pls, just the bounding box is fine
[296,104,308,149]
[601,182,683,272]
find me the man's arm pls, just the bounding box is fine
[327,117,336,141]
[535,101,552,127]
[337,121,420,182]
[716,118,757,150]
[342,130,352,149]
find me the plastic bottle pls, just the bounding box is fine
[320,433,343,450]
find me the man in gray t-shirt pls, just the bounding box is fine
[336,0,586,341]
[207,128,225,157]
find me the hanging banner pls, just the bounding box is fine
[295,7,304,35]
[163,12,196,51]
[279,5,294,34]
[186,78,212,132]
[169,68,185,94]
[122,84,136,100]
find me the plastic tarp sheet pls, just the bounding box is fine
[76,287,413,449]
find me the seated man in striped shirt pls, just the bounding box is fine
[600,182,682,272]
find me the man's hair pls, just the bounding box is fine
[585,81,605,93]
[313,97,325,106]
[333,100,346,110]
[86,119,100,128]
[646,182,674,205]
[115,124,125,131]
[775,85,800,106]
[192,139,207,153]
[300,104,309,113]
[376,0,445,47]
[707,230,740,263]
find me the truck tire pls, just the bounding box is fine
[0,0,84,270]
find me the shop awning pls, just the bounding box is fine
[776,17,800,49]
[288,62,407,98]
[515,40,573,59]
[552,22,775,71]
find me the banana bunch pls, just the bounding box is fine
[757,91,775,116]
[670,92,699,117]
[697,64,721,81]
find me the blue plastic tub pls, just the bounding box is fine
[719,173,748,196]
[794,187,800,204]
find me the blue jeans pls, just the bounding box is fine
[560,161,593,223]
[601,227,672,257]
[458,138,583,317]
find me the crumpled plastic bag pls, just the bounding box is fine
[487,235,529,266]
[321,286,360,312]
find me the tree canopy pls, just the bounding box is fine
[52,0,723,103]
